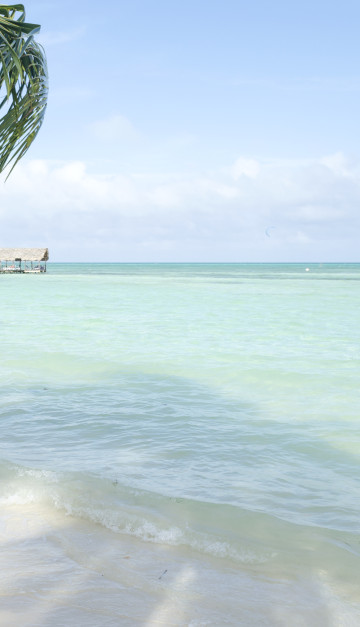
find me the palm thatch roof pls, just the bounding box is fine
[0,247,49,261]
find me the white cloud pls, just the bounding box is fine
[319,152,358,178]
[37,27,86,47]
[231,157,260,180]
[0,153,358,261]
[91,114,139,142]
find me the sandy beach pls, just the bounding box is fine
[2,501,360,627]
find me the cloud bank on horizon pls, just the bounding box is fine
[0,151,358,262]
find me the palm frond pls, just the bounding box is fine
[0,4,48,177]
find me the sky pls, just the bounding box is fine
[1,0,360,262]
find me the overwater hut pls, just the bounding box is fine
[0,248,49,273]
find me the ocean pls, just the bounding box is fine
[1,263,359,626]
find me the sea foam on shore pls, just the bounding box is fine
[2,501,359,627]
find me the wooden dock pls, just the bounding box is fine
[0,268,46,274]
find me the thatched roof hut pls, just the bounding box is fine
[0,248,49,273]
[0,248,49,261]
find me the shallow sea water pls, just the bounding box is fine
[1,263,360,625]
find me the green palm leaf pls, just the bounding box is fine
[0,4,48,177]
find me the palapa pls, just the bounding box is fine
[0,248,49,261]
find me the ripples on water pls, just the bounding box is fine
[1,263,360,623]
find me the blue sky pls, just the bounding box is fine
[1,0,360,261]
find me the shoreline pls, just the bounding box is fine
[1,503,359,626]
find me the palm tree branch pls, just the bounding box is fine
[0,4,48,176]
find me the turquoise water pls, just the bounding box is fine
[1,263,360,624]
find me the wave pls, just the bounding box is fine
[1,458,359,580]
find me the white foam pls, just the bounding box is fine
[1,502,359,627]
